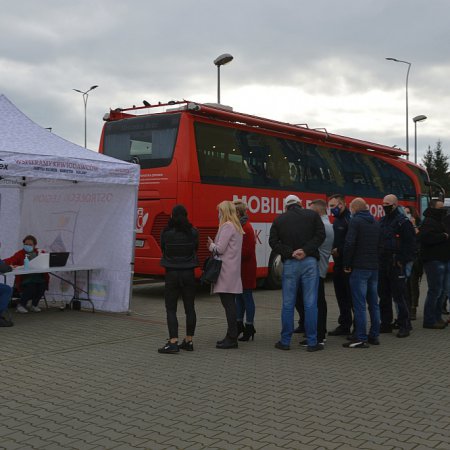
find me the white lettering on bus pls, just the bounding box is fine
[234,195,284,214]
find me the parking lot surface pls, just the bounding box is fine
[1,280,450,449]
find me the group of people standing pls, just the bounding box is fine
[156,193,449,353]
[322,194,449,348]
[157,200,257,353]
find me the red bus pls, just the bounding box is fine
[99,100,430,287]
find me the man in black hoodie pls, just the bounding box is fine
[420,199,449,329]
[378,194,415,337]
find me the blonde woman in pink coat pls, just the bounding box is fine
[207,201,244,349]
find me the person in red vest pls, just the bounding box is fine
[233,200,257,341]
[4,235,49,314]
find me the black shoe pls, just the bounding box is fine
[216,336,238,349]
[423,323,447,329]
[238,324,256,342]
[392,320,400,330]
[0,317,14,327]
[293,325,305,334]
[368,337,380,345]
[379,324,393,333]
[158,341,179,354]
[396,329,410,338]
[179,339,194,351]
[343,340,369,348]
[307,344,324,352]
[274,341,290,350]
[237,321,244,337]
[300,339,324,347]
[437,319,449,328]
[328,326,350,336]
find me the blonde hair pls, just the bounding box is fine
[218,201,244,234]
[233,199,248,218]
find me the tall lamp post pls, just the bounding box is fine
[413,115,427,164]
[386,57,411,158]
[73,85,98,148]
[213,53,233,104]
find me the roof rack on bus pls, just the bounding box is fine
[104,99,408,158]
[186,102,408,158]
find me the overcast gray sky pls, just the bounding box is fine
[1,0,449,163]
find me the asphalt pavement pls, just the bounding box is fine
[1,279,449,450]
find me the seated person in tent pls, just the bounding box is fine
[4,235,49,314]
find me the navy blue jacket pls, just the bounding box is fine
[379,207,415,264]
[343,210,380,270]
[331,208,351,268]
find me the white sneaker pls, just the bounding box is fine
[16,305,28,314]
[30,305,42,313]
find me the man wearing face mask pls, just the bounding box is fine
[420,199,449,329]
[327,194,353,337]
[4,235,49,314]
[378,194,415,337]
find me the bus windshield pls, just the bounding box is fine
[102,113,180,169]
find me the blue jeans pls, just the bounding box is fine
[350,269,380,341]
[423,260,447,326]
[236,289,255,324]
[0,283,12,316]
[281,257,319,346]
[438,261,450,313]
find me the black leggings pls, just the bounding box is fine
[219,293,238,339]
[165,269,196,339]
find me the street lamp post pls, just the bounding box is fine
[213,53,233,104]
[73,85,98,148]
[386,57,411,158]
[413,115,427,164]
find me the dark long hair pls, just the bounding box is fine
[167,205,193,233]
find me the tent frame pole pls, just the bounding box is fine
[127,184,139,315]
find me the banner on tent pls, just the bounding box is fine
[0,153,139,185]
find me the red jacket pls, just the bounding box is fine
[4,249,49,291]
[241,220,257,289]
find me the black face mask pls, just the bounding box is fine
[383,205,394,215]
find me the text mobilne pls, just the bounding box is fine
[233,195,285,214]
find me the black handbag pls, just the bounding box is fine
[0,261,12,274]
[200,251,222,284]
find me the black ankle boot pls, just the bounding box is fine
[216,336,238,349]
[238,324,256,341]
[237,321,244,337]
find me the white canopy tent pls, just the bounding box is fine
[0,94,140,312]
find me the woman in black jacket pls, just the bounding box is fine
[158,205,199,354]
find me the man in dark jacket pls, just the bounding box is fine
[420,199,449,329]
[269,194,325,352]
[327,194,353,336]
[343,198,380,348]
[378,194,415,337]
